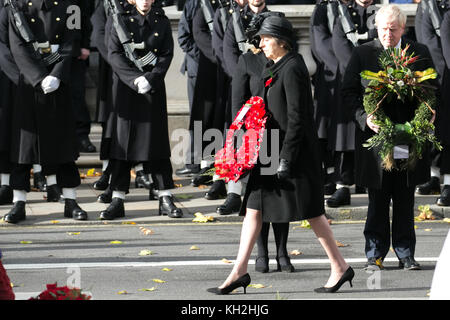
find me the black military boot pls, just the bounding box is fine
[175,164,200,177]
[64,199,88,220]
[436,185,450,206]
[135,170,151,189]
[159,195,183,218]
[97,187,112,203]
[93,173,110,191]
[416,176,441,195]
[204,180,227,200]
[216,193,241,215]
[46,185,64,203]
[33,171,47,192]
[3,201,26,224]
[191,165,214,186]
[326,187,351,207]
[0,185,13,205]
[99,198,125,220]
[149,184,159,200]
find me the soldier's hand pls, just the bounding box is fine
[366,114,380,133]
[134,76,151,94]
[41,76,61,94]
[78,48,90,60]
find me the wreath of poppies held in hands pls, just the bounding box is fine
[214,96,268,182]
[361,44,442,171]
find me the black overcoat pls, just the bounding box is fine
[8,0,78,165]
[241,52,325,222]
[107,6,173,162]
[342,39,436,189]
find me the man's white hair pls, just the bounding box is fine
[375,4,407,28]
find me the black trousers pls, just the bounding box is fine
[333,150,354,186]
[109,159,175,193]
[0,152,11,173]
[70,58,91,141]
[364,169,416,260]
[10,162,81,192]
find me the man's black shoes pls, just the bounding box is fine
[437,185,450,206]
[205,180,227,200]
[0,185,13,205]
[326,187,350,207]
[216,193,241,215]
[3,201,26,224]
[416,176,441,195]
[99,198,125,220]
[64,199,88,220]
[175,165,200,177]
[159,195,183,218]
[399,257,421,270]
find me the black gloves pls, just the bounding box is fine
[277,159,292,182]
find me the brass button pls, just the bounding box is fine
[154,48,158,52]
[55,34,59,39]
[154,32,159,37]
[31,18,35,22]
[28,2,32,6]
[130,18,134,22]
[54,1,58,5]
[56,17,61,22]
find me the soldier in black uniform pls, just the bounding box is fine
[3,0,88,223]
[417,0,450,206]
[0,2,18,206]
[102,0,183,220]
[328,0,377,207]
[310,0,339,195]
[71,0,96,153]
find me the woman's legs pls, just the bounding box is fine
[308,214,349,287]
[219,208,262,288]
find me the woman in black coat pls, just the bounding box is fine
[102,0,182,220]
[207,15,353,295]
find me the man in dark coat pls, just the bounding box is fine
[342,4,437,270]
[3,0,88,223]
[415,0,450,206]
[0,3,18,205]
[309,0,339,195]
[328,0,378,207]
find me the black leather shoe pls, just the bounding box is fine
[79,137,96,153]
[149,184,159,200]
[99,198,125,220]
[97,187,112,203]
[436,185,450,206]
[216,193,241,215]
[326,187,350,207]
[33,171,47,191]
[135,170,151,189]
[46,185,64,203]
[175,165,200,177]
[205,180,227,200]
[3,201,26,223]
[314,267,354,293]
[191,166,214,186]
[159,195,183,218]
[364,257,384,270]
[324,182,336,195]
[64,199,88,220]
[416,176,441,195]
[0,185,13,205]
[276,256,295,272]
[93,174,110,190]
[399,256,421,270]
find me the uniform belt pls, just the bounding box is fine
[39,44,61,66]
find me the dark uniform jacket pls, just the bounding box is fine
[244,51,325,223]
[421,0,450,146]
[7,0,78,165]
[342,39,436,189]
[177,0,200,78]
[107,6,174,162]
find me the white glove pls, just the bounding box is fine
[41,76,60,94]
[134,76,151,94]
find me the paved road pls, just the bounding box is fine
[1,220,448,301]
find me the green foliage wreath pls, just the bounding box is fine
[361,45,442,171]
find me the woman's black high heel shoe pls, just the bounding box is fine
[207,273,251,295]
[276,256,295,273]
[314,266,354,293]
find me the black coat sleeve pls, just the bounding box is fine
[441,11,450,69]
[421,6,445,82]
[177,0,199,61]
[331,20,353,76]
[192,7,215,63]
[0,7,19,85]
[90,2,108,60]
[223,18,241,77]
[211,9,226,72]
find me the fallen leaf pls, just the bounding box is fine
[175,183,183,188]
[192,212,215,223]
[139,227,154,235]
[290,250,303,256]
[198,185,208,189]
[79,173,86,179]
[86,168,95,177]
[20,241,32,244]
[221,258,233,264]
[121,221,136,225]
[161,268,172,272]
[117,290,128,295]
[424,228,432,232]
[138,287,157,292]
[176,194,193,200]
[336,240,350,247]
[152,279,166,283]
[139,249,153,256]
[50,220,60,224]
[248,283,265,289]
[110,240,123,244]
[190,245,200,250]
[67,232,80,236]
[416,205,435,221]
[375,257,385,270]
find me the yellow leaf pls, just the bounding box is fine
[86,168,95,177]
[122,221,136,225]
[336,240,350,247]
[50,220,60,224]
[248,283,265,289]
[375,257,385,270]
[161,268,172,272]
[20,241,32,244]
[424,228,432,232]
[152,279,166,283]
[192,212,215,223]
[67,232,80,236]
[117,290,128,295]
[221,258,233,264]
[139,227,154,235]
[138,287,156,292]
[444,218,450,223]
[190,245,200,250]
[110,240,123,244]
[290,250,303,256]
[175,183,183,188]
[300,220,311,229]
[139,249,153,256]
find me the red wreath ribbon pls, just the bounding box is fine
[214,96,268,182]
